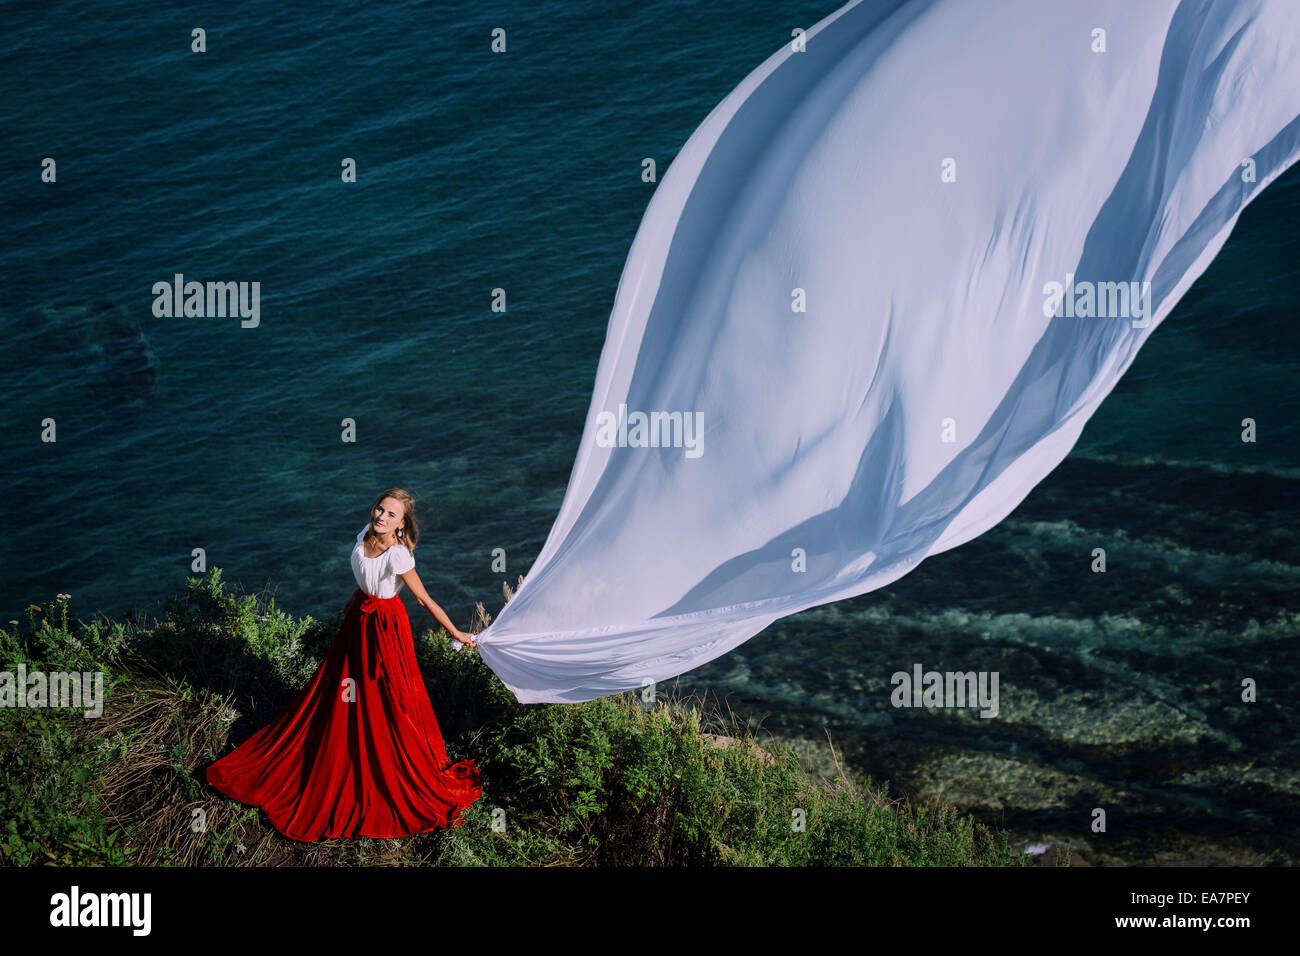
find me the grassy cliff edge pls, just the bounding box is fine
[0,573,1028,866]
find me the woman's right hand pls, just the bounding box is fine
[451,628,477,648]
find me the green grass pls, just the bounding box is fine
[0,572,1031,866]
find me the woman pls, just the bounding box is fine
[205,488,483,841]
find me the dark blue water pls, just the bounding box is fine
[3,0,1297,863]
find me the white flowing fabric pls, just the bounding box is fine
[475,0,1300,703]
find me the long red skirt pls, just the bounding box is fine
[205,587,483,841]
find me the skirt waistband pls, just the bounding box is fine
[354,587,403,611]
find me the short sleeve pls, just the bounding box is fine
[390,545,414,575]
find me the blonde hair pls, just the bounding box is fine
[364,487,419,556]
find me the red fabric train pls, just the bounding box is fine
[206,587,482,841]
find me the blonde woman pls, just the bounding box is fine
[206,488,483,841]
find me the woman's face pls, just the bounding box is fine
[372,497,405,535]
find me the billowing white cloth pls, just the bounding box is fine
[476,0,1300,703]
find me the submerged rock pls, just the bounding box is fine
[41,300,160,403]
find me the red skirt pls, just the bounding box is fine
[206,587,483,841]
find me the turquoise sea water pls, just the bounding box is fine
[3,0,1297,863]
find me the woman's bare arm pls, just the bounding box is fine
[399,567,476,646]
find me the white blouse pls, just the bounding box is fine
[351,524,415,598]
